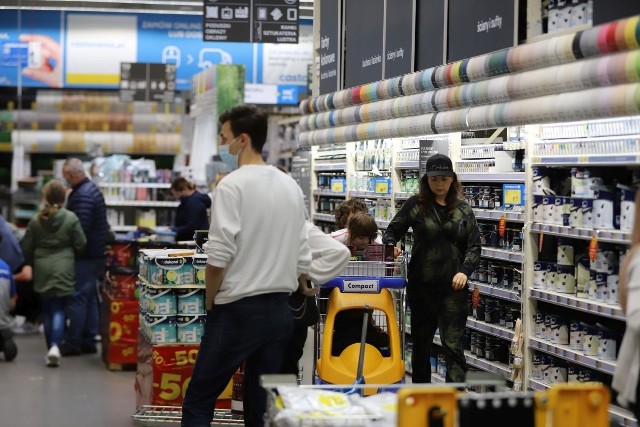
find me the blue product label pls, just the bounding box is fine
[147,288,177,315]
[147,315,177,344]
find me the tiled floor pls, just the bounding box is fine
[0,333,135,427]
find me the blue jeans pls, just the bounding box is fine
[181,293,293,427]
[65,259,103,349]
[41,295,68,348]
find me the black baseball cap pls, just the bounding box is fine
[426,154,454,177]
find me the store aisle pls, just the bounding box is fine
[0,334,135,427]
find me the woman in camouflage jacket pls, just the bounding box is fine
[383,154,480,383]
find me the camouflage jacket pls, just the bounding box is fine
[383,196,481,292]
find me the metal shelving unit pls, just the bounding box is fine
[466,318,515,341]
[349,191,392,199]
[468,280,521,303]
[457,172,525,183]
[530,223,631,245]
[394,161,419,169]
[472,208,525,223]
[433,336,512,379]
[312,189,347,197]
[530,289,625,321]
[481,247,523,264]
[529,337,616,375]
[531,153,640,167]
[98,182,171,189]
[313,162,347,171]
[394,192,413,201]
[312,213,336,223]
[105,200,179,208]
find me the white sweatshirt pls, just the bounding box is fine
[205,165,311,304]
[306,222,350,285]
[613,248,640,408]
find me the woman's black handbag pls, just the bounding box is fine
[288,290,320,327]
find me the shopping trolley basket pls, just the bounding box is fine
[315,256,407,394]
[261,375,611,427]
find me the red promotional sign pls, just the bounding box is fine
[589,236,598,262]
[103,293,139,365]
[135,334,232,410]
[498,215,507,237]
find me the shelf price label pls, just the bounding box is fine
[503,184,525,206]
[374,177,391,194]
[499,215,507,237]
[330,178,345,193]
[589,235,598,262]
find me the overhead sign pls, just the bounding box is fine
[253,0,299,43]
[384,0,415,79]
[447,0,516,62]
[203,0,252,42]
[319,0,341,95]
[415,0,446,70]
[203,0,299,43]
[344,0,384,88]
[120,62,176,102]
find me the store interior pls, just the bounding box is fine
[2,0,640,426]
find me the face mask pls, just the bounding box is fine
[219,137,241,170]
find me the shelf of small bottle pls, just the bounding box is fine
[138,275,205,290]
[528,337,616,375]
[105,200,180,208]
[466,317,515,341]
[312,213,336,223]
[531,153,640,167]
[529,289,625,321]
[472,208,525,223]
[394,192,414,201]
[394,161,419,169]
[530,223,631,245]
[349,191,392,199]
[457,173,525,183]
[468,280,521,303]
[312,189,347,197]
[98,182,171,189]
[434,336,512,378]
[481,247,523,264]
[313,162,347,172]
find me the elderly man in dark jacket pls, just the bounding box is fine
[61,158,110,356]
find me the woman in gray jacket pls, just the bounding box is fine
[21,180,86,367]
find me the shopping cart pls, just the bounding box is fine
[132,406,244,426]
[261,375,611,427]
[314,253,407,395]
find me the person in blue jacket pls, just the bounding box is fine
[170,177,212,242]
[62,158,110,356]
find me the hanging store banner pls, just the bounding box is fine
[343,0,384,89]
[447,0,517,62]
[319,0,341,95]
[0,9,311,100]
[203,0,299,43]
[384,0,415,79]
[203,0,252,42]
[415,0,447,70]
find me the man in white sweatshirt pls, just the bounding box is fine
[181,105,311,427]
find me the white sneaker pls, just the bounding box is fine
[46,345,60,367]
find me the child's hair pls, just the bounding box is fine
[334,199,369,229]
[39,180,66,220]
[171,176,196,192]
[347,213,378,243]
